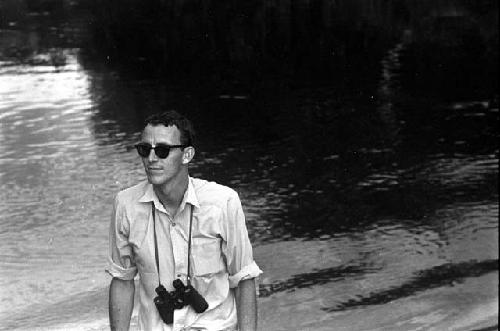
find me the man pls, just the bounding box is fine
[107,111,262,331]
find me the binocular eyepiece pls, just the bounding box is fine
[154,279,209,324]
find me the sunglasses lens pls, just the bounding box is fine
[136,144,151,157]
[135,144,174,158]
[154,146,170,159]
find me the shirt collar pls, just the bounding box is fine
[139,177,200,213]
[180,177,200,211]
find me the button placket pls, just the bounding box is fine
[165,213,177,227]
[170,226,189,279]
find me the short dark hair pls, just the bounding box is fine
[144,111,195,146]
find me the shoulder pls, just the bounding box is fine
[112,181,149,228]
[115,180,149,206]
[192,177,240,207]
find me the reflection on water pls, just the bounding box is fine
[0,1,498,330]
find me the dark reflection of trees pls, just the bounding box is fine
[322,259,498,311]
[87,0,494,88]
[258,259,498,301]
[399,12,498,99]
[0,0,90,65]
[81,0,438,85]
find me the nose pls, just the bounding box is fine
[147,148,158,162]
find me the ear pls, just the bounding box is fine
[182,146,195,164]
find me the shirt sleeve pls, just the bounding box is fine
[222,191,263,288]
[106,193,138,280]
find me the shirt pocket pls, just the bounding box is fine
[192,237,224,276]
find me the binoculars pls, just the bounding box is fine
[154,279,209,324]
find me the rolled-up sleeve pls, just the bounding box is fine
[223,192,262,288]
[106,193,138,280]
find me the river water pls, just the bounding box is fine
[0,2,498,330]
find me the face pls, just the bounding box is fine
[139,124,191,186]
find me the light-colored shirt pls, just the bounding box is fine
[107,177,262,331]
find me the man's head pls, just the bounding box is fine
[136,111,196,186]
[144,111,196,147]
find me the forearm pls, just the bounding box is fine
[235,278,257,331]
[109,278,135,331]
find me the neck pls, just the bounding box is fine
[153,171,189,213]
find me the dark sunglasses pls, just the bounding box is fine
[134,143,187,159]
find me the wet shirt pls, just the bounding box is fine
[107,177,262,331]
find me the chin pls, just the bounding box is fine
[147,174,167,186]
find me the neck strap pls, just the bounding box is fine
[152,202,194,286]
[186,204,194,286]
